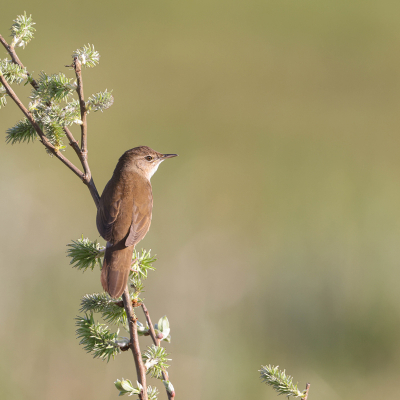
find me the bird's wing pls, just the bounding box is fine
[96,179,123,242]
[125,191,153,247]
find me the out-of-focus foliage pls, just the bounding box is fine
[259,365,305,398]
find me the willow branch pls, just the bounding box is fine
[0,34,39,90]
[141,303,160,347]
[63,126,81,156]
[141,303,174,400]
[122,287,148,400]
[73,57,90,179]
[303,383,310,400]
[63,126,100,207]
[0,74,84,179]
[0,35,100,207]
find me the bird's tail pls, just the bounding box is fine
[101,242,135,298]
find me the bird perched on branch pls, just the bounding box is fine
[96,146,177,298]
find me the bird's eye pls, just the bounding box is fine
[145,156,153,161]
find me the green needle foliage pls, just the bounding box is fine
[80,292,127,326]
[146,386,159,400]
[10,12,35,48]
[0,59,28,84]
[86,90,114,112]
[34,71,76,103]
[129,249,157,299]
[1,14,113,155]
[6,118,38,144]
[72,44,100,68]
[142,345,170,379]
[67,237,104,271]
[131,249,157,280]
[32,100,81,127]
[259,365,305,398]
[43,121,66,151]
[75,313,121,362]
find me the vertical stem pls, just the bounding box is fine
[122,287,148,400]
[73,57,90,181]
[141,303,160,347]
[63,127,100,208]
[141,303,174,399]
[303,383,311,400]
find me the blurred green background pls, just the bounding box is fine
[1,1,400,399]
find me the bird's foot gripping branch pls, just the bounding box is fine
[68,239,175,399]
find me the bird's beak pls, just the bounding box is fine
[162,154,178,159]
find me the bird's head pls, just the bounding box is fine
[121,146,177,180]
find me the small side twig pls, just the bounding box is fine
[122,287,148,400]
[73,57,90,180]
[303,383,310,400]
[141,303,174,399]
[63,126,100,207]
[141,303,160,347]
[63,126,81,157]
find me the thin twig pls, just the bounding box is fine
[141,303,174,399]
[303,383,310,400]
[0,74,84,179]
[141,303,160,346]
[122,287,148,400]
[63,126,81,156]
[63,126,100,207]
[73,57,90,180]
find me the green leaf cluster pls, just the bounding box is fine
[72,44,100,68]
[130,249,157,299]
[86,90,114,112]
[6,118,37,144]
[1,15,113,151]
[259,365,305,398]
[0,59,27,84]
[114,380,159,399]
[67,237,104,272]
[10,12,35,48]
[80,292,127,326]
[142,345,171,379]
[33,72,76,103]
[75,313,122,362]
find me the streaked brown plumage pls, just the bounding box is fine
[96,146,177,298]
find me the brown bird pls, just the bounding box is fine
[96,146,177,298]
